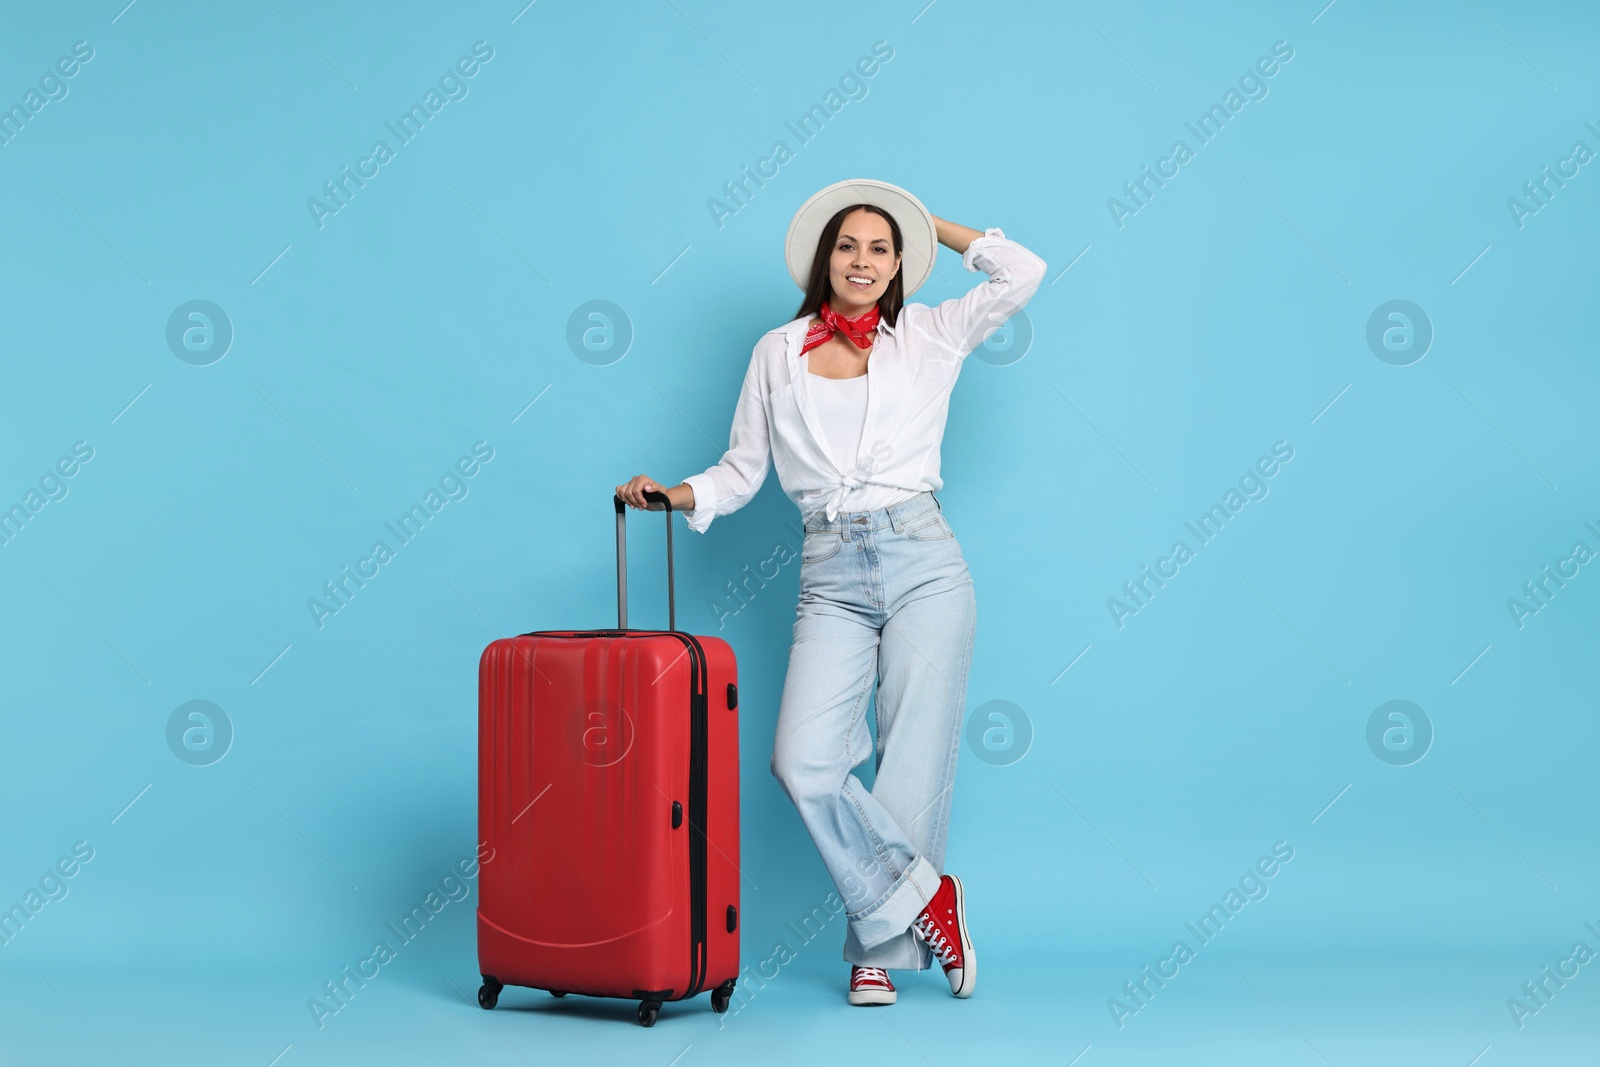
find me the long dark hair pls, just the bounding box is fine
[792,203,905,327]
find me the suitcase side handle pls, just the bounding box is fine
[612,490,675,632]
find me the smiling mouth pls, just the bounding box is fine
[846,275,874,289]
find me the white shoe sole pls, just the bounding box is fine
[847,987,897,1006]
[948,874,976,998]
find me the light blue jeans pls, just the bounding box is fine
[770,490,977,971]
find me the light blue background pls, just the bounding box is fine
[1,1,1596,1063]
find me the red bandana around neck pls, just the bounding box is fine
[800,301,881,357]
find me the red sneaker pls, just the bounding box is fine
[848,965,896,1006]
[910,874,975,997]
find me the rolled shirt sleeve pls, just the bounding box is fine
[916,227,1047,359]
[681,345,772,534]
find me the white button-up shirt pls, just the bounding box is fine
[682,227,1047,534]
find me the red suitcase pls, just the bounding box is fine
[476,491,741,1027]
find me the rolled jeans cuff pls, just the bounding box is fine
[845,852,941,950]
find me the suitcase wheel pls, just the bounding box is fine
[711,979,736,1013]
[637,1001,660,1027]
[478,976,502,1010]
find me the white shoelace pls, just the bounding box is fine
[913,915,957,965]
[853,966,890,985]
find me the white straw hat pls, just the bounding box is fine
[784,178,937,296]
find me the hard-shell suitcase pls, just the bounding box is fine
[476,491,740,1027]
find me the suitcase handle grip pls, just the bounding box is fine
[612,491,675,632]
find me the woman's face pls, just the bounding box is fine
[827,208,900,310]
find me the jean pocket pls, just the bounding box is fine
[904,511,953,541]
[802,530,843,563]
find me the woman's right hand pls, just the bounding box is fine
[616,474,664,511]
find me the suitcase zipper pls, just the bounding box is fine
[684,636,709,998]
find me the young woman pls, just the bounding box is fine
[616,178,1046,1007]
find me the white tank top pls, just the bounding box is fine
[807,370,920,514]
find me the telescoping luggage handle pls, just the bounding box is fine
[612,490,676,632]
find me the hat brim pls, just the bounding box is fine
[785,178,937,297]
